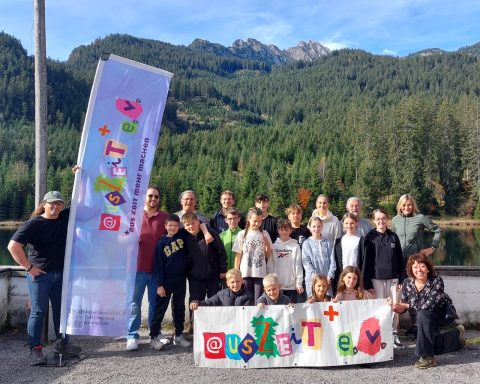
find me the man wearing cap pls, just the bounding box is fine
[8,190,82,366]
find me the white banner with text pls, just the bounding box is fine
[193,299,393,368]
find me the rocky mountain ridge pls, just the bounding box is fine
[189,38,330,64]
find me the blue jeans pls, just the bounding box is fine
[127,272,157,339]
[27,271,64,349]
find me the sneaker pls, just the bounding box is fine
[456,324,466,348]
[174,335,192,347]
[30,346,47,366]
[54,339,82,357]
[393,333,404,348]
[415,356,437,369]
[126,338,139,351]
[150,337,169,351]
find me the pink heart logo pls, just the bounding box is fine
[115,98,143,120]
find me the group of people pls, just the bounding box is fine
[7,183,465,369]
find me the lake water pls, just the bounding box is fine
[1,227,479,267]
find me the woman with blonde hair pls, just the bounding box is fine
[392,194,441,260]
[391,194,442,337]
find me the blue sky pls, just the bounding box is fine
[1,0,480,61]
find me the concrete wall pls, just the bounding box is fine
[438,267,480,327]
[2,265,479,331]
[0,267,30,330]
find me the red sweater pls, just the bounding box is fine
[137,209,168,272]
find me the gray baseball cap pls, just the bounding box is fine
[43,191,65,204]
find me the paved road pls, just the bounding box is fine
[1,329,479,384]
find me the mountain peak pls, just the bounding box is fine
[193,37,330,64]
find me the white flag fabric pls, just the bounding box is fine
[60,54,172,336]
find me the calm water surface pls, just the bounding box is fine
[1,227,479,266]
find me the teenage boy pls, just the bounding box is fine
[219,208,242,272]
[255,194,278,242]
[285,204,311,247]
[189,269,253,308]
[267,219,304,303]
[286,204,311,303]
[183,213,227,323]
[149,214,191,350]
[210,190,245,233]
[256,273,292,308]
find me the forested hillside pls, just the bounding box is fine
[1,32,479,220]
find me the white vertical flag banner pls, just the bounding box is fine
[194,300,393,368]
[60,54,173,336]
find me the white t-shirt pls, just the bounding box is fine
[232,229,272,278]
[341,234,361,268]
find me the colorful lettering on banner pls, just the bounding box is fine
[104,139,128,158]
[99,213,121,231]
[238,333,258,362]
[357,317,385,355]
[109,166,127,177]
[275,333,293,356]
[121,121,138,134]
[301,319,323,349]
[115,98,143,120]
[203,332,226,359]
[98,124,110,136]
[337,332,355,356]
[323,305,339,321]
[105,191,126,207]
[194,301,393,368]
[251,315,280,358]
[225,334,242,361]
[94,175,125,193]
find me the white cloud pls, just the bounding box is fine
[382,49,398,56]
[320,34,352,51]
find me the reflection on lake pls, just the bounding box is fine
[1,227,479,267]
[0,228,16,265]
[429,227,480,267]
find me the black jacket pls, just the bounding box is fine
[362,229,405,290]
[185,230,227,280]
[199,285,254,306]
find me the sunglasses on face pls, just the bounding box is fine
[148,195,160,199]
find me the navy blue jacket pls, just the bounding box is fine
[199,285,254,306]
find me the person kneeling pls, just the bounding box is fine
[390,253,465,369]
[190,269,254,309]
[256,273,294,309]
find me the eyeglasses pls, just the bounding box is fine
[147,195,160,199]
